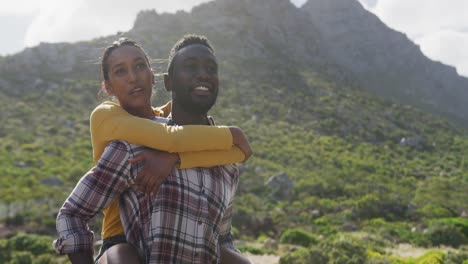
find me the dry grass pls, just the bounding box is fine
[246,253,280,264]
[387,243,459,258]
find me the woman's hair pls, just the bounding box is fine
[100,37,151,81]
[167,34,215,75]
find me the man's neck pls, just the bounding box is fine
[170,103,209,125]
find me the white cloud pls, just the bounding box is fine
[0,0,40,15]
[418,30,468,76]
[372,0,468,37]
[358,0,378,9]
[23,0,209,48]
[365,0,468,77]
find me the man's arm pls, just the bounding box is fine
[220,245,252,264]
[54,141,133,262]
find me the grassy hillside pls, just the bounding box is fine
[1,59,467,262]
[0,2,467,260]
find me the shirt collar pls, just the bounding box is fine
[166,114,216,126]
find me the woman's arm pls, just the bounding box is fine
[91,101,252,167]
[179,146,246,169]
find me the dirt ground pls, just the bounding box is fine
[246,253,280,264]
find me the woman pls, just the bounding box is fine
[55,38,251,263]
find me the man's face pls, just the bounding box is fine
[167,44,219,114]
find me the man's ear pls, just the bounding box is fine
[103,80,114,96]
[164,73,172,92]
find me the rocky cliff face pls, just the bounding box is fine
[303,0,468,123]
[130,0,328,68]
[0,41,103,96]
[0,0,467,124]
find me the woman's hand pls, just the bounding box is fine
[228,127,253,162]
[128,150,179,194]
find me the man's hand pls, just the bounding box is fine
[128,149,179,194]
[228,127,253,162]
[220,246,252,264]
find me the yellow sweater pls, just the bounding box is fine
[90,101,245,238]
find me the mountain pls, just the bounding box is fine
[1,0,467,124]
[0,0,467,261]
[303,0,468,124]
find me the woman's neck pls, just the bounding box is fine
[125,106,155,119]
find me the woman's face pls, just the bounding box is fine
[104,45,154,117]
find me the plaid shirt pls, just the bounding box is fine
[55,117,239,263]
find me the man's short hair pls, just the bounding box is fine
[167,34,215,75]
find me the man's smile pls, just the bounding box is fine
[192,85,211,96]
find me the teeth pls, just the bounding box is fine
[194,86,209,91]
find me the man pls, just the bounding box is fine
[160,34,251,263]
[55,35,251,264]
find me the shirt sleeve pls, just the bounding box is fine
[218,165,240,249]
[90,101,233,163]
[54,141,134,254]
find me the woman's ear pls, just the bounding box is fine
[103,80,114,96]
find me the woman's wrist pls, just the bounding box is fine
[228,127,242,146]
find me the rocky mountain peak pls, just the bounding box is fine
[302,0,468,123]
[303,0,366,13]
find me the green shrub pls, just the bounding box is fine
[414,251,445,264]
[237,244,273,255]
[367,250,394,264]
[313,218,338,236]
[256,233,269,243]
[364,219,430,247]
[443,250,468,264]
[425,222,466,248]
[33,254,57,264]
[10,251,33,264]
[436,218,468,238]
[0,238,7,264]
[279,248,325,264]
[281,237,368,264]
[320,238,368,264]
[7,233,54,255]
[418,204,456,218]
[279,228,318,247]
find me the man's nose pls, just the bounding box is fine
[196,67,210,80]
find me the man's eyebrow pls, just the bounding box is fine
[182,56,217,64]
[181,57,197,62]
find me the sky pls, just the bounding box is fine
[1,0,467,77]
